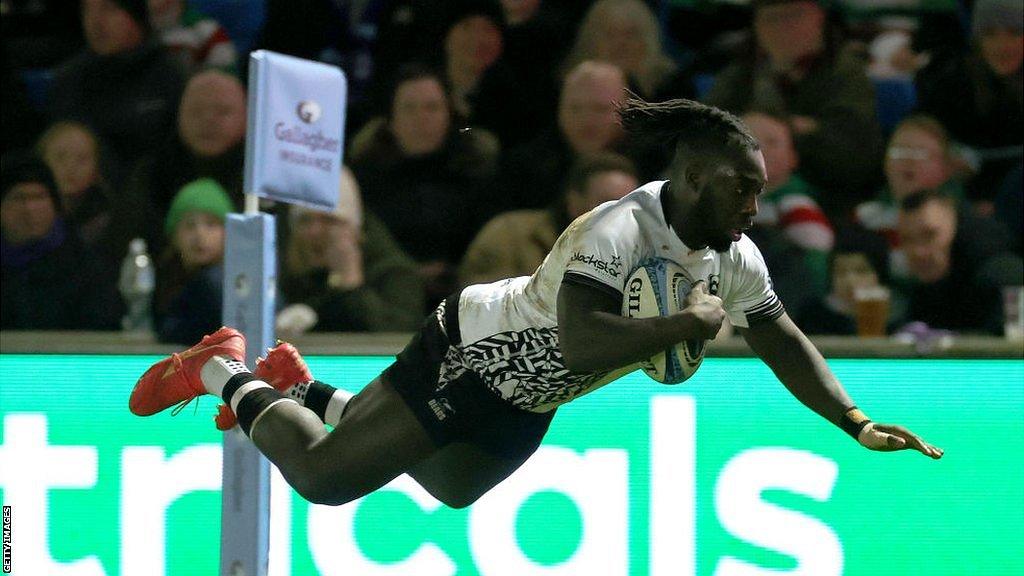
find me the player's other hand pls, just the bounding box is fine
[858,422,944,459]
[682,280,725,340]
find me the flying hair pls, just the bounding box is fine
[617,93,759,159]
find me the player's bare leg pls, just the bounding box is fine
[407,442,530,508]
[238,346,532,508]
[130,328,439,506]
[248,370,529,508]
[249,376,437,505]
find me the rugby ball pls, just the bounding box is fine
[622,257,708,384]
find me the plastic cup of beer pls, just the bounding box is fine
[854,286,891,337]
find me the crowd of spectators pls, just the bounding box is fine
[1,0,1021,342]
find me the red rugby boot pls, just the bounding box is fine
[129,327,246,416]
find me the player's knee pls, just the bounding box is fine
[441,494,478,509]
[286,466,358,506]
[291,476,356,506]
[303,490,353,507]
[432,487,484,509]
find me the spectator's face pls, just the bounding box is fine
[501,0,540,25]
[558,71,625,155]
[595,13,647,75]
[446,15,503,75]
[979,27,1024,77]
[754,1,825,66]
[885,125,949,200]
[41,126,101,200]
[898,200,956,283]
[174,212,225,268]
[294,212,354,268]
[82,0,145,56]
[1,183,58,245]
[391,78,451,157]
[743,113,797,190]
[178,73,247,158]
[566,170,638,218]
[831,253,880,307]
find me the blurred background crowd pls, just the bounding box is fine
[1,0,1021,344]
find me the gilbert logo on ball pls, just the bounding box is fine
[296,100,322,124]
[623,257,707,384]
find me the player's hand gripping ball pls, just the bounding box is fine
[622,257,708,384]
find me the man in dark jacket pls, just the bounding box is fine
[896,190,1023,334]
[1,154,120,330]
[49,0,184,172]
[499,60,635,212]
[705,0,884,216]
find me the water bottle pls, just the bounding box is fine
[119,238,155,333]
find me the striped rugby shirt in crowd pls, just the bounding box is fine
[443,181,785,413]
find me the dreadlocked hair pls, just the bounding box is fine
[618,94,758,157]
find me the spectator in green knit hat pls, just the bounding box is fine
[164,177,232,238]
[155,178,233,344]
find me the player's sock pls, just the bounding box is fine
[220,373,296,436]
[284,381,352,427]
[200,355,251,397]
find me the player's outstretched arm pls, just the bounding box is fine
[557,278,723,373]
[737,312,943,460]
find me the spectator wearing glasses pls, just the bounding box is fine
[855,115,965,249]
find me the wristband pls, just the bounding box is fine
[839,407,872,440]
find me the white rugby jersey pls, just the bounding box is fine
[444,181,783,412]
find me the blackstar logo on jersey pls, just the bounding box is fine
[571,252,622,277]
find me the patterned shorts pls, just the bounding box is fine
[382,291,556,461]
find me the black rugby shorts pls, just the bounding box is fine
[382,291,556,461]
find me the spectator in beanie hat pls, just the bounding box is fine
[1,152,120,330]
[154,178,232,344]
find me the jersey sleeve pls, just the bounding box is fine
[561,204,643,298]
[723,239,786,328]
